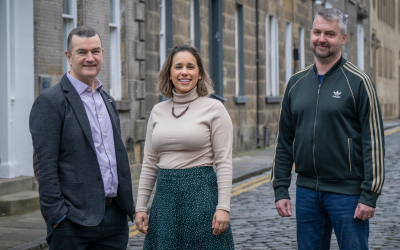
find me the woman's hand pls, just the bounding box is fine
[212,209,230,235]
[135,212,149,234]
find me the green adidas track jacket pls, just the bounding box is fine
[271,57,385,208]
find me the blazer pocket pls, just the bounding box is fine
[59,181,86,217]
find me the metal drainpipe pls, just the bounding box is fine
[312,0,315,25]
[255,0,260,148]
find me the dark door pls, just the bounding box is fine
[209,0,225,102]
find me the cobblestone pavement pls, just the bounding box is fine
[128,130,400,249]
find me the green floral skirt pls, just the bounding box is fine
[143,166,235,250]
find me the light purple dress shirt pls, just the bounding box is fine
[67,72,118,197]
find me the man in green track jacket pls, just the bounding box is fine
[272,8,384,250]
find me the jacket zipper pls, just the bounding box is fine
[293,138,295,160]
[313,81,322,190]
[348,138,352,171]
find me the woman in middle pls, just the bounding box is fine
[134,44,235,249]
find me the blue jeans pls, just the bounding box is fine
[296,186,369,250]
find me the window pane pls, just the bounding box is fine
[110,0,115,24]
[63,0,71,15]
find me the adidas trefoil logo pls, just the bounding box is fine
[332,91,341,98]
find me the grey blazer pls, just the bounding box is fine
[29,74,134,226]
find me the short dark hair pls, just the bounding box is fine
[67,26,102,53]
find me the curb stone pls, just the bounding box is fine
[8,236,47,250]
[233,164,272,184]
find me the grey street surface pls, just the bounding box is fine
[1,123,399,250]
[128,129,400,250]
[1,146,274,250]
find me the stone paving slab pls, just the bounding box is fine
[0,210,46,250]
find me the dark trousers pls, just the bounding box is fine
[46,201,129,250]
[296,186,369,250]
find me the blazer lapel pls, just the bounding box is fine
[100,91,121,138]
[61,76,96,153]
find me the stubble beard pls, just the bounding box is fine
[312,43,340,64]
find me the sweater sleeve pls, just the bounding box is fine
[271,82,295,202]
[136,111,159,212]
[357,78,385,208]
[209,102,233,212]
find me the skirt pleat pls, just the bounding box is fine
[143,166,235,250]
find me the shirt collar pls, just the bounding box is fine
[67,72,103,95]
[312,56,344,75]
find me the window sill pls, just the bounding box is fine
[235,96,248,104]
[210,94,227,103]
[116,100,132,111]
[159,95,171,102]
[266,96,282,104]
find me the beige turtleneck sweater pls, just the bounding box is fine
[136,87,233,212]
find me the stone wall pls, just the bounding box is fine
[370,0,400,119]
[144,0,160,114]
[33,0,63,97]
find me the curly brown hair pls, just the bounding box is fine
[156,44,214,97]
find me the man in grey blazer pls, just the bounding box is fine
[29,26,134,249]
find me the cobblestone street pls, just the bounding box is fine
[128,129,400,249]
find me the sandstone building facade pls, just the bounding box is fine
[32,0,147,177]
[1,0,398,180]
[1,0,146,178]
[145,0,314,152]
[369,0,400,119]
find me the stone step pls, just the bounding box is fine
[0,190,40,216]
[0,176,35,196]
